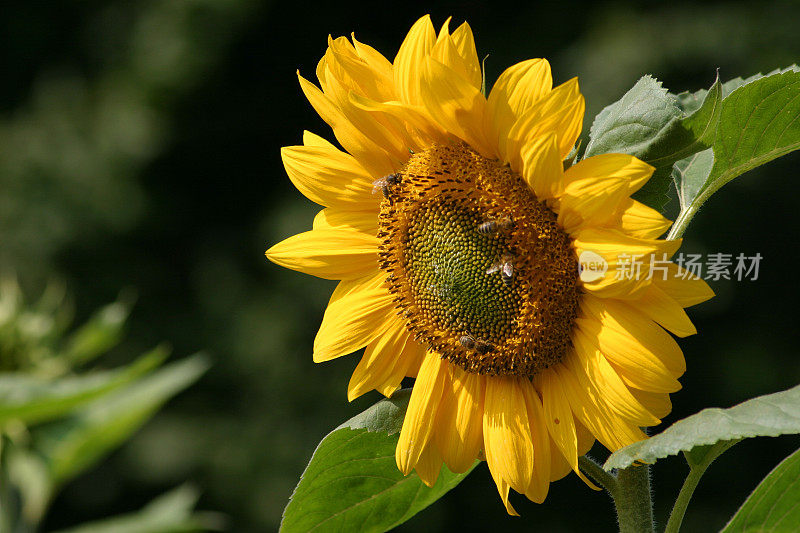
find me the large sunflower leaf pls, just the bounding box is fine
[281,389,477,533]
[604,383,800,470]
[669,67,800,238]
[677,65,800,114]
[722,447,800,533]
[583,74,722,210]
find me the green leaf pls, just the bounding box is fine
[672,148,715,211]
[669,68,800,238]
[0,348,164,427]
[33,353,209,486]
[583,74,722,210]
[706,70,800,192]
[281,390,477,533]
[584,75,682,160]
[605,383,800,470]
[51,485,223,533]
[63,297,133,366]
[723,447,800,533]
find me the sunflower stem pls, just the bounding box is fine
[578,455,618,493]
[613,464,655,533]
[579,456,654,532]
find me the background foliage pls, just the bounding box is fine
[2,1,799,531]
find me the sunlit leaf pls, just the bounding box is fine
[605,383,800,470]
[33,353,209,486]
[51,485,223,533]
[583,74,722,210]
[723,447,800,533]
[670,68,800,237]
[672,148,714,211]
[0,348,165,426]
[281,390,477,533]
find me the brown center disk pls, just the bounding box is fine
[377,142,580,376]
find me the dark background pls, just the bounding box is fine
[2,0,799,531]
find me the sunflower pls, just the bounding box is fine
[266,15,713,513]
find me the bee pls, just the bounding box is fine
[477,216,513,235]
[372,173,401,204]
[459,334,475,349]
[486,253,515,287]
[459,333,495,354]
[475,340,495,354]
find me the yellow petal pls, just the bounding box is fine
[555,362,647,451]
[351,34,394,84]
[483,376,534,493]
[325,35,394,102]
[575,316,680,394]
[564,152,654,192]
[519,132,565,200]
[435,367,485,473]
[575,418,596,457]
[548,438,574,483]
[450,22,482,90]
[420,57,494,158]
[520,381,551,503]
[585,295,685,375]
[538,369,597,489]
[616,198,672,239]
[572,228,682,299]
[348,91,444,153]
[431,18,481,91]
[625,284,697,337]
[415,443,444,487]
[394,15,436,106]
[559,154,655,232]
[487,59,552,161]
[313,208,378,234]
[654,264,715,308]
[313,272,395,362]
[298,73,395,176]
[493,476,519,516]
[320,72,410,165]
[280,142,378,209]
[570,329,661,426]
[302,130,336,148]
[347,324,410,401]
[506,77,584,165]
[265,227,378,281]
[630,389,673,420]
[396,337,427,379]
[577,295,684,393]
[396,352,449,474]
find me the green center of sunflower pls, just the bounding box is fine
[405,200,519,342]
[378,142,580,377]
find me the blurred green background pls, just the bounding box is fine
[2,0,799,531]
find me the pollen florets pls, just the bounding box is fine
[377,142,580,376]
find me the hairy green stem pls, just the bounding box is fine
[578,455,618,493]
[579,456,654,533]
[614,465,655,533]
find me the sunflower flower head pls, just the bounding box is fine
[267,15,714,514]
